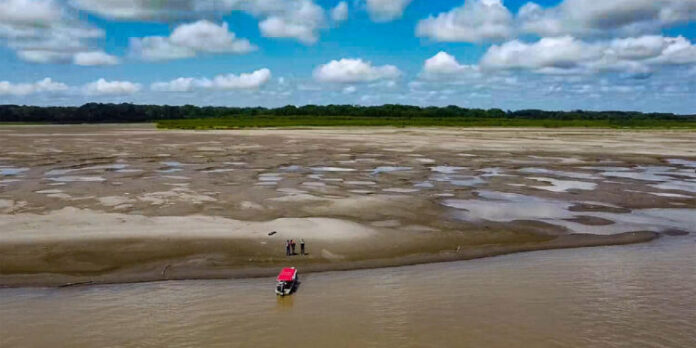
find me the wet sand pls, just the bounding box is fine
[0,125,694,286]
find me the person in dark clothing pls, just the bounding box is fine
[285,240,291,256]
[300,239,305,255]
[290,240,296,255]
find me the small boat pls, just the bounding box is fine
[275,267,298,296]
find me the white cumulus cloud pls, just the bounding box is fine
[73,51,119,66]
[84,78,141,95]
[518,0,696,38]
[129,20,255,61]
[480,36,600,72]
[0,77,68,96]
[151,77,197,92]
[416,0,514,43]
[314,58,401,83]
[208,68,273,90]
[169,20,255,53]
[480,35,696,76]
[0,0,108,64]
[151,68,272,92]
[0,0,63,23]
[257,0,325,44]
[331,1,348,22]
[70,0,327,45]
[364,0,412,22]
[421,51,480,79]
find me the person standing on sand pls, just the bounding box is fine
[291,240,296,255]
[300,239,305,255]
[285,240,291,256]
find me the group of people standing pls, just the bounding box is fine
[285,239,305,256]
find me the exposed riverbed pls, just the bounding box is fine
[0,125,694,286]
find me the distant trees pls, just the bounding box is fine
[0,103,692,124]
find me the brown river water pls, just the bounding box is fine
[1,235,694,348]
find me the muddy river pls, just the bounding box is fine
[1,235,693,347]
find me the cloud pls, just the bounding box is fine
[129,20,255,61]
[70,0,327,44]
[480,36,600,72]
[151,77,196,92]
[67,0,193,20]
[257,0,325,44]
[84,78,141,95]
[259,17,318,44]
[518,0,696,38]
[416,0,513,43]
[331,1,348,22]
[480,35,696,76]
[151,68,272,92]
[208,68,273,89]
[314,58,401,83]
[364,0,412,22]
[0,77,68,96]
[169,20,255,53]
[0,0,63,23]
[15,50,73,63]
[73,51,120,66]
[129,37,195,61]
[421,51,480,79]
[0,0,108,64]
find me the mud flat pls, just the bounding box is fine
[1,125,694,286]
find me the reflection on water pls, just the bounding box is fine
[444,190,696,235]
[1,236,695,347]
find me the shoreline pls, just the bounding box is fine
[0,230,659,288]
[1,125,692,288]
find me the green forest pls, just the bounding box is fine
[1,103,695,128]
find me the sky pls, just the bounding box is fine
[0,0,695,113]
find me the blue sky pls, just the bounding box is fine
[1,0,695,113]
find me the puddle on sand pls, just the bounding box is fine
[311,167,356,172]
[651,181,696,193]
[349,189,374,194]
[46,164,130,176]
[35,189,64,194]
[529,177,597,192]
[444,191,573,222]
[383,188,420,193]
[430,166,466,174]
[258,174,283,182]
[443,190,696,235]
[667,159,696,168]
[519,168,599,180]
[646,192,692,198]
[371,167,412,175]
[345,181,377,186]
[431,173,485,187]
[600,166,678,182]
[157,168,182,173]
[48,176,106,182]
[0,179,22,184]
[0,167,29,176]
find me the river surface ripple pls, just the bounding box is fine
[1,236,695,348]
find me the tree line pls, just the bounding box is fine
[0,103,693,123]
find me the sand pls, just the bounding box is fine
[0,125,694,286]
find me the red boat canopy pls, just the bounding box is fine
[277,267,296,282]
